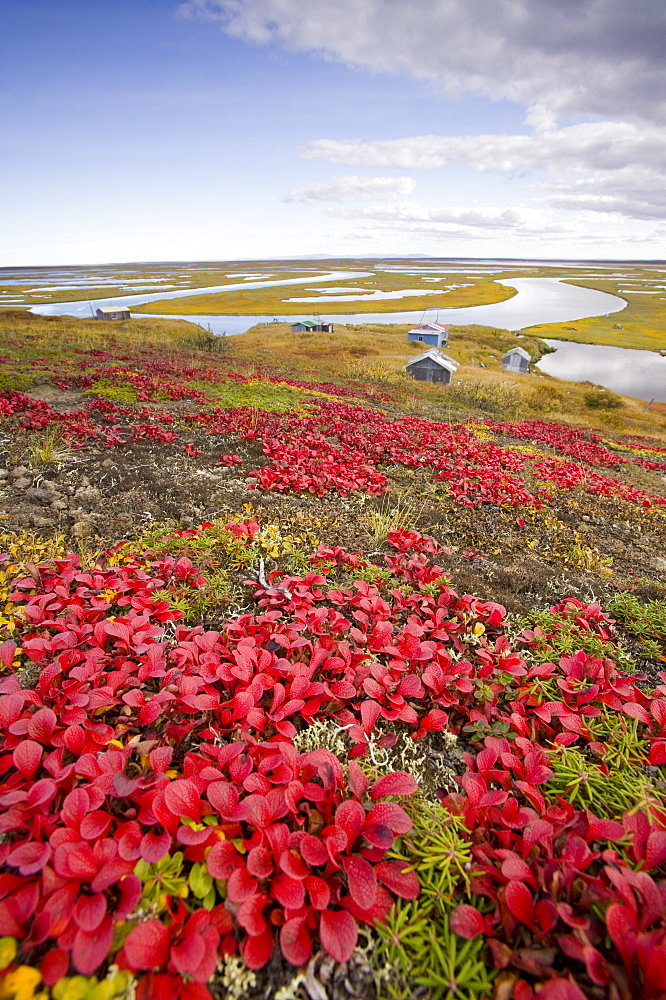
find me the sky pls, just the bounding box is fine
[1,0,665,266]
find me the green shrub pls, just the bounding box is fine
[609,592,666,658]
[584,387,623,409]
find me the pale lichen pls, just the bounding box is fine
[218,954,258,1000]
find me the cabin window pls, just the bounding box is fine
[418,336,423,341]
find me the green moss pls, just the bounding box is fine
[86,378,138,404]
[0,367,33,393]
[190,379,313,412]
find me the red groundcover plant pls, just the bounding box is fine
[1,521,666,997]
[3,372,665,508]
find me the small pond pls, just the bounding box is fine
[537,340,666,402]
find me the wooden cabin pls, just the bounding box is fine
[291,320,334,333]
[405,348,458,384]
[502,347,531,373]
[96,306,131,321]
[407,322,450,349]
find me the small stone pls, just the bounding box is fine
[13,477,31,489]
[51,499,68,510]
[31,515,56,528]
[101,458,115,468]
[581,515,591,522]
[0,469,8,479]
[25,487,57,505]
[11,466,28,478]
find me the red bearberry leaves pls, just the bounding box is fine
[369,771,418,800]
[319,909,358,963]
[124,919,170,971]
[163,779,201,821]
[450,904,495,939]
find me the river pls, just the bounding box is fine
[29,275,626,332]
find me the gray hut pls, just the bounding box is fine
[502,347,531,373]
[407,322,449,348]
[96,306,131,321]
[405,348,458,384]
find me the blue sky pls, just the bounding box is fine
[2,0,665,265]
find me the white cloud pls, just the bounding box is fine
[543,168,666,221]
[303,122,666,176]
[179,0,666,125]
[285,175,416,203]
[325,199,566,240]
[302,124,666,223]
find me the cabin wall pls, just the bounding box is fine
[502,355,529,373]
[406,360,452,384]
[408,331,438,346]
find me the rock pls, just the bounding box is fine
[31,515,56,528]
[13,477,31,490]
[74,486,101,504]
[11,466,28,478]
[0,469,8,479]
[25,487,57,505]
[102,458,115,468]
[581,515,591,522]
[72,520,93,538]
[51,499,68,510]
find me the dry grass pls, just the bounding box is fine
[0,310,218,356]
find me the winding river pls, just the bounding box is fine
[30,275,626,332]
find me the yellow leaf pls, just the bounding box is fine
[0,965,42,1000]
[0,937,17,971]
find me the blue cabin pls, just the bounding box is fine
[407,322,450,349]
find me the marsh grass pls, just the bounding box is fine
[132,274,516,316]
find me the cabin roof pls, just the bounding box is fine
[503,347,531,360]
[405,348,458,372]
[97,305,130,314]
[408,322,450,334]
